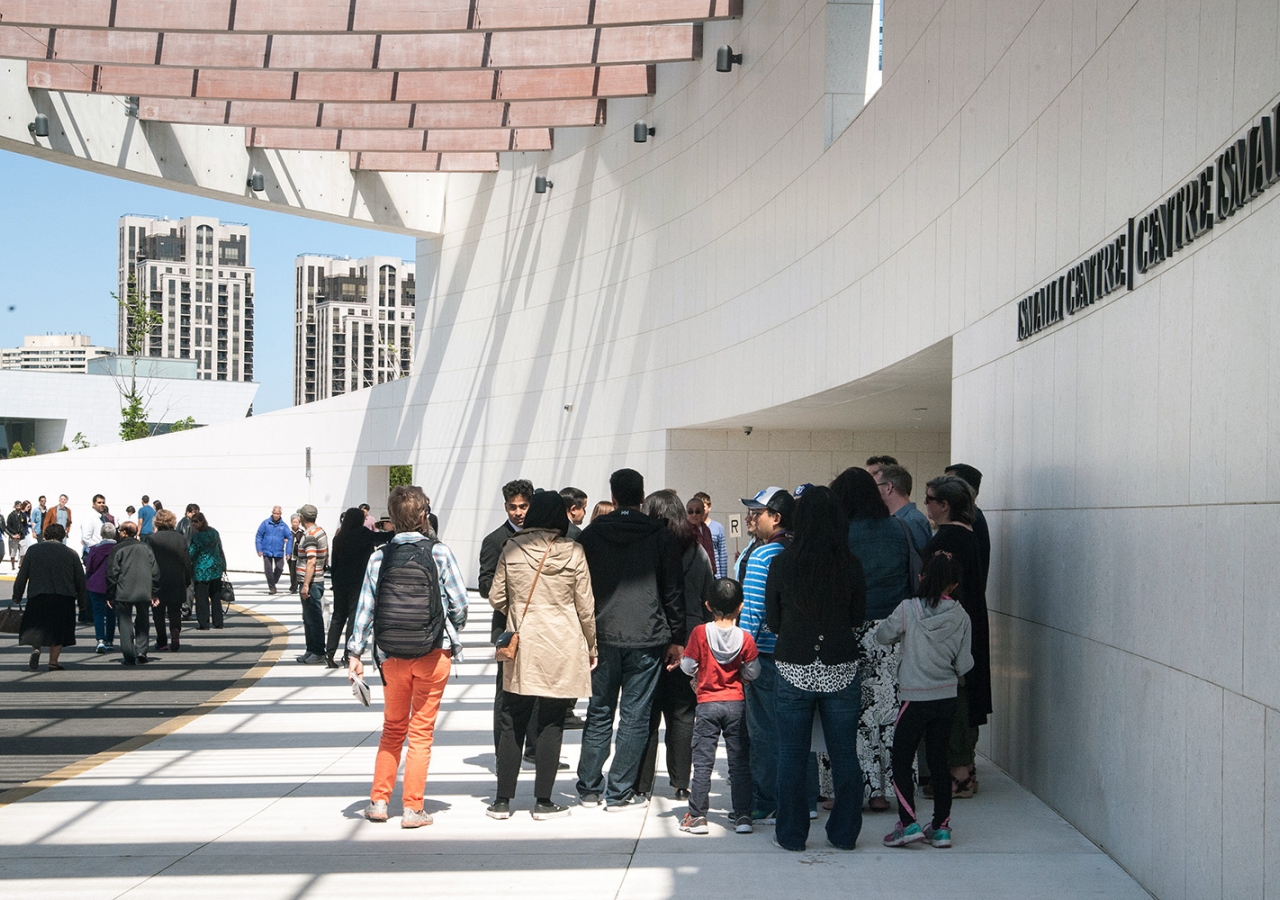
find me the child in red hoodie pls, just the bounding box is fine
[679,578,761,835]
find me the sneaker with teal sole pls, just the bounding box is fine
[883,821,925,847]
[924,822,952,848]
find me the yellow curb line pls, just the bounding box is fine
[0,602,289,808]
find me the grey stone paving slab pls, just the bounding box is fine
[0,587,1153,900]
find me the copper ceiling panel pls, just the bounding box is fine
[0,0,738,32]
[247,126,552,152]
[349,151,500,172]
[139,97,604,129]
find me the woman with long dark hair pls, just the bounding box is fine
[829,466,912,811]
[187,512,227,629]
[765,486,867,851]
[920,475,990,799]
[327,507,389,667]
[634,489,714,801]
[487,491,597,820]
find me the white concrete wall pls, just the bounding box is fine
[2,2,1277,894]
[664,427,949,533]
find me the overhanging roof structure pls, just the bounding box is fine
[2,0,740,172]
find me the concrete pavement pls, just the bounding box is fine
[0,578,1152,900]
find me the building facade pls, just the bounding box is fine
[118,215,255,382]
[5,3,1280,897]
[0,334,112,372]
[293,255,415,405]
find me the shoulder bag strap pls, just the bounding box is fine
[513,542,554,630]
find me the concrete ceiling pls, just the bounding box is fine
[693,339,953,433]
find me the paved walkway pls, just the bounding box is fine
[0,581,1152,900]
[0,582,279,794]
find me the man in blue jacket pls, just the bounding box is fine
[255,506,291,595]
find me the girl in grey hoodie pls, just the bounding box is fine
[876,551,973,850]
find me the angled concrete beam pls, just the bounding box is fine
[29,61,654,103]
[0,23,701,70]
[0,0,740,33]
[247,126,552,152]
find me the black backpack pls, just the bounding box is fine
[373,539,444,659]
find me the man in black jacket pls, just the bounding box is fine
[479,478,533,754]
[575,468,685,811]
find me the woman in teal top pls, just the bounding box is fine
[187,512,227,630]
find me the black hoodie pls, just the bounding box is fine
[579,508,685,648]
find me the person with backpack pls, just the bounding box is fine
[346,485,468,829]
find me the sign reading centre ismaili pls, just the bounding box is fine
[1017,100,1280,341]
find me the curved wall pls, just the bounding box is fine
[2,3,1276,894]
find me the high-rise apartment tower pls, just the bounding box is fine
[294,255,415,405]
[118,215,254,381]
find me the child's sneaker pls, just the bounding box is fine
[883,821,925,847]
[679,813,709,835]
[924,822,952,848]
[734,814,754,834]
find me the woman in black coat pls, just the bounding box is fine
[326,507,388,667]
[13,524,85,671]
[921,475,990,799]
[146,509,193,652]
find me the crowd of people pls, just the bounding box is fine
[7,456,990,851]
[342,457,991,852]
[8,495,236,667]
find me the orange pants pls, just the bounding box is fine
[371,649,452,809]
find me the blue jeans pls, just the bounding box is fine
[745,654,778,813]
[775,673,863,850]
[576,644,663,803]
[301,582,325,656]
[90,591,115,646]
[690,700,752,817]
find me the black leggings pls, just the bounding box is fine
[496,693,573,801]
[891,697,957,829]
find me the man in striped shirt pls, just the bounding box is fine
[737,486,794,822]
[295,504,329,664]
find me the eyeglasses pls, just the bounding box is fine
[924,495,940,504]
[875,482,890,491]
[745,508,763,518]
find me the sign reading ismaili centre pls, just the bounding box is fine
[1017,100,1280,341]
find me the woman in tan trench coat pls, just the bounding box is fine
[487,490,597,820]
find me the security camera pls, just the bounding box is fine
[743,426,753,435]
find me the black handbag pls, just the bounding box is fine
[0,601,23,635]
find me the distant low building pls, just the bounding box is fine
[0,334,113,373]
[0,368,257,455]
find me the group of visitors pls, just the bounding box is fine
[348,458,990,853]
[11,493,230,668]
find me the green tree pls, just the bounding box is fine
[168,416,197,432]
[71,431,90,449]
[8,441,29,459]
[113,274,163,441]
[389,465,413,488]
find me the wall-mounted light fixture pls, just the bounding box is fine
[247,171,265,192]
[535,175,553,194]
[716,46,744,72]
[27,114,49,138]
[634,121,656,143]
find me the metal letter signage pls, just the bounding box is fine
[1017,99,1280,341]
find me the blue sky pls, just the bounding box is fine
[0,152,416,413]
